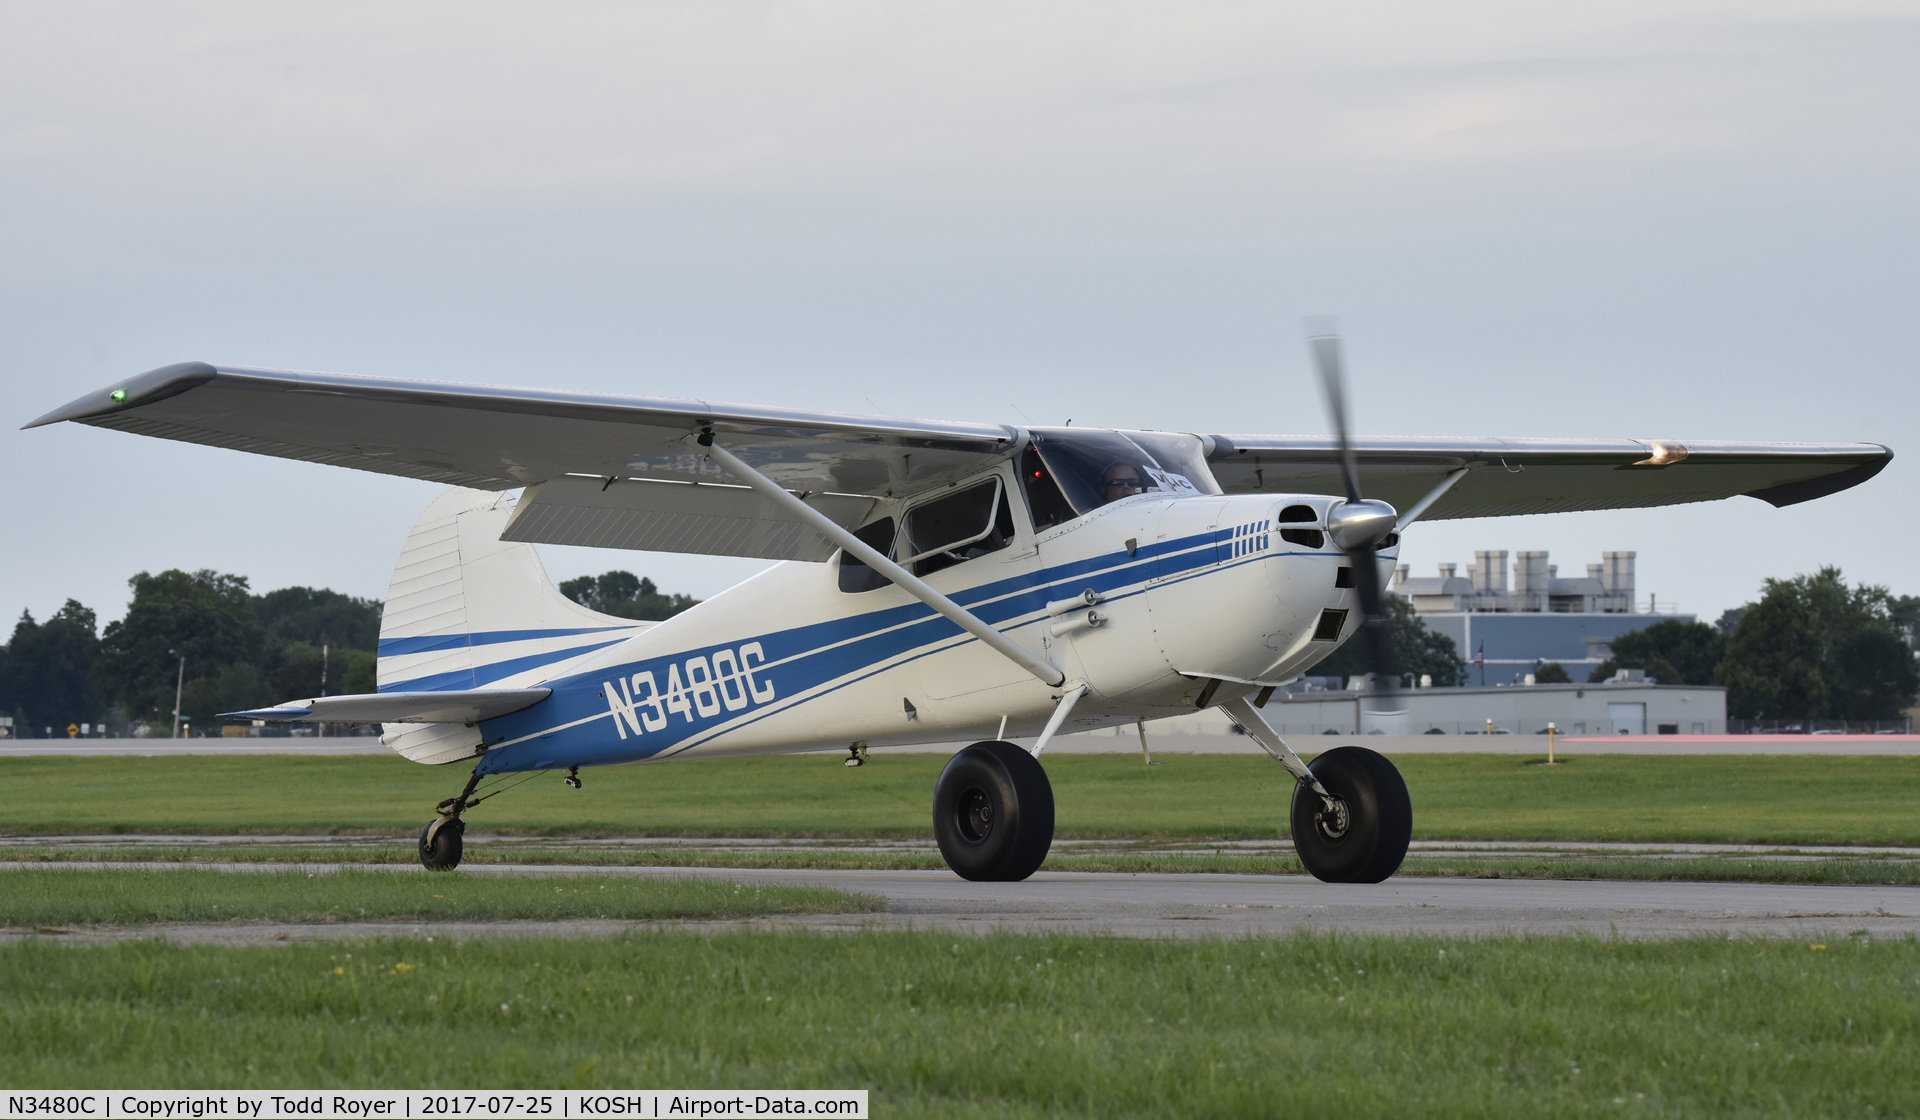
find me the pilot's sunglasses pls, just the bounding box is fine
[1107,478,1142,487]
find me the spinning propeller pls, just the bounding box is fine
[1305,318,1400,698]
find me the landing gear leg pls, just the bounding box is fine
[419,766,482,871]
[1218,695,1411,883]
[844,742,868,768]
[564,765,582,789]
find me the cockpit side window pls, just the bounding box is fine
[1026,428,1215,515]
[837,517,898,593]
[1124,432,1223,496]
[1019,447,1078,532]
[900,477,1015,577]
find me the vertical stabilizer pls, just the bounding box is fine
[378,488,650,763]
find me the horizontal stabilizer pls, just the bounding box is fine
[222,688,550,725]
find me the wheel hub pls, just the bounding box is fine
[956,786,994,844]
[1314,795,1351,842]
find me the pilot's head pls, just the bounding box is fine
[1100,462,1146,504]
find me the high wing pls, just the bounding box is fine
[28,364,1890,557]
[27,361,1017,560]
[1207,435,1890,520]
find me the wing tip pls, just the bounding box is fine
[1745,444,1894,508]
[23,361,220,430]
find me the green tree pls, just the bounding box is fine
[271,642,335,699]
[1313,596,1468,687]
[1608,620,1725,686]
[95,569,270,729]
[1717,568,1917,721]
[342,650,378,695]
[559,571,699,621]
[0,601,102,736]
[1533,662,1572,684]
[1891,594,1920,651]
[253,587,381,651]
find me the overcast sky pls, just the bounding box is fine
[4,1,1915,633]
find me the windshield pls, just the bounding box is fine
[1026,428,1221,516]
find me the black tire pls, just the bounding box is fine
[1288,746,1411,883]
[418,818,465,871]
[933,741,1055,882]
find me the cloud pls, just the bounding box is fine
[1,0,1915,623]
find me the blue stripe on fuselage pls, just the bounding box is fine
[470,526,1305,772]
[379,638,630,693]
[378,625,635,658]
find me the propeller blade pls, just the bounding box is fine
[1306,316,1397,698]
[1305,316,1363,506]
[1349,541,1398,699]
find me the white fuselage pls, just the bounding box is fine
[468,478,1390,775]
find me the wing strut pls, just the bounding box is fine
[1395,467,1469,532]
[699,432,1067,689]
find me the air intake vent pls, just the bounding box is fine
[1278,504,1324,548]
[1312,608,1348,641]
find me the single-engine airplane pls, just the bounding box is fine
[26,328,1891,883]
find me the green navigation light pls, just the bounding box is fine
[110,389,127,402]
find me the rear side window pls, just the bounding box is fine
[901,478,1015,577]
[837,517,897,593]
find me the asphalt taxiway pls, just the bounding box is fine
[11,732,1918,756]
[7,862,1916,944]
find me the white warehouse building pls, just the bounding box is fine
[1134,680,1726,739]
[1258,680,1726,737]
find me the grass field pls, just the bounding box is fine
[0,868,876,927]
[3,752,1920,846]
[2,930,1912,1115]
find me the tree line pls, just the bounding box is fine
[4,562,1910,736]
[0,567,697,738]
[1,571,383,737]
[1578,568,1918,721]
[1287,566,1916,722]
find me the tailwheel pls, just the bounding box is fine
[418,765,482,871]
[418,817,465,871]
[933,740,1054,882]
[1289,745,1411,884]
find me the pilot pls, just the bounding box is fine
[1099,462,1147,505]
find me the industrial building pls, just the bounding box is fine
[1128,679,1727,739]
[1262,680,1726,736]
[1393,548,1693,680]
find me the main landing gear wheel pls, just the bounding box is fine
[1289,745,1411,884]
[933,740,1055,882]
[418,817,465,871]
